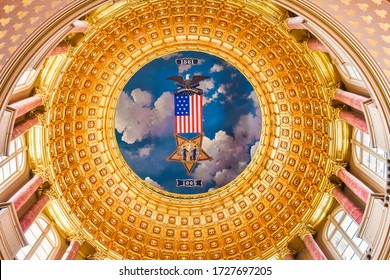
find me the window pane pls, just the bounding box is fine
[362,151,370,166]
[342,246,355,260]
[341,215,353,230]
[327,223,336,237]
[24,230,38,245]
[41,238,53,254]
[377,161,385,177]
[345,222,358,238]
[331,231,343,247]
[351,254,360,260]
[47,231,56,244]
[29,223,42,239]
[334,211,344,222]
[335,237,349,255]
[363,133,370,147]
[30,253,40,260]
[37,217,49,230]
[35,246,49,260]
[369,155,377,171]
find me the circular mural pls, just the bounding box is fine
[115,51,261,194]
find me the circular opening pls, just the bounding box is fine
[115,51,261,194]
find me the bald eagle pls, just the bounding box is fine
[167,74,210,90]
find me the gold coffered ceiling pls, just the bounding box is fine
[33,0,342,259]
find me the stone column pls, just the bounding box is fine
[331,187,364,225]
[286,16,306,30]
[335,167,373,204]
[339,109,369,134]
[299,227,327,260]
[334,89,369,112]
[9,95,43,118]
[279,246,295,260]
[49,42,69,56]
[307,38,328,52]
[11,115,39,140]
[19,194,50,232]
[71,20,89,33]
[62,239,82,260]
[8,174,44,212]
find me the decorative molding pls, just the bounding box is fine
[87,249,108,260]
[278,245,296,258]
[328,106,344,121]
[67,230,86,245]
[325,180,341,195]
[329,160,347,176]
[42,187,60,201]
[32,166,51,183]
[298,225,316,240]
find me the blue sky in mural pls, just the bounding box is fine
[115,51,261,194]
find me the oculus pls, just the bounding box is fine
[115,51,261,194]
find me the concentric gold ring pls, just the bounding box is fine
[40,0,340,259]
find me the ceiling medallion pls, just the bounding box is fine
[115,51,260,195]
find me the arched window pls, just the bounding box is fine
[0,136,26,190]
[16,214,59,260]
[15,68,38,91]
[352,129,387,184]
[324,207,368,260]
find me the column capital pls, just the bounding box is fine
[29,111,46,127]
[67,231,86,245]
[87,249,108,260]
[298,225,315,240]
[34,87,50,107]
[329,160,347,176]
[278,245,296,259]
[327,83,342,102]
[325,180,342,195]
[328,106,344,121]
[42,187,60,201]
[32,166,51,183]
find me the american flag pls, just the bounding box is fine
[175,93,203,133]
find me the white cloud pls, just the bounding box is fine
[250,141,260,159]
[193,91,262,186]
[248,90,260,110]
[177,59,205,74]
[144,177,164,190]
[192,131,250,186]
[203,83,232,105]
[178,64,192,74]
[210,64,224,73]
[138,145,153,158]
[161,52,182,60]
[234,113,262,147]
[115,89,174,144]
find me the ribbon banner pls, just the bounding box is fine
[176,179,203,187]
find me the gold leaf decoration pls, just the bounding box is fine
[375,9,388,19]
[0,17,11,26]
[357,3,369,11]
[362,15,373,23]
[3,5,16,14]
[17,11,29,19]
[22,0,33,7]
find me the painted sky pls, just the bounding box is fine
[115,51,261,194]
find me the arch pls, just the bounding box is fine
[0,136,27,192]
[323,207,368,260]
[351,128,387,187]
[16,214,60,260]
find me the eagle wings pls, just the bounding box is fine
[167,75,210,89]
